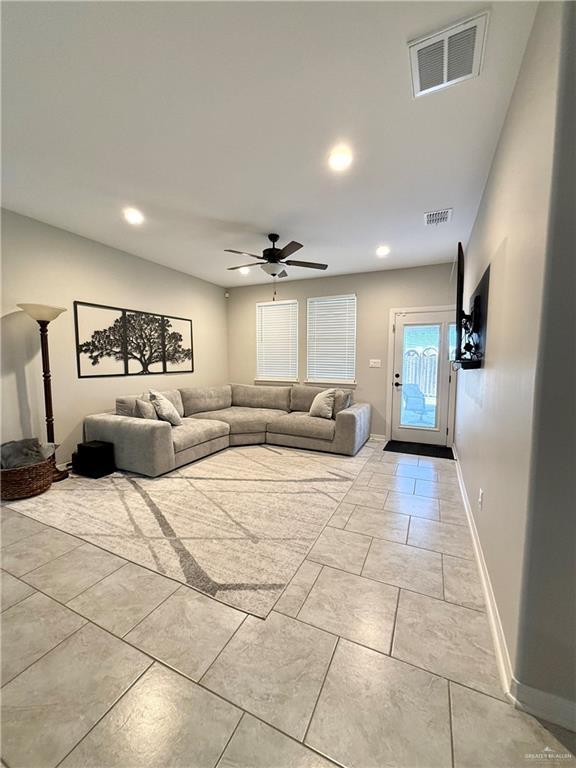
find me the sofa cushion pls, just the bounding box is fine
[290,384,353,415]
[172,418,230,453]
[180,385,232,416]
[267,412,336,441]
[191,407,287,434]
[116,396,139,417]
[231,384,291,411]
[116,389,184,418]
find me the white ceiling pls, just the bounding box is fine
[2,1,536,287]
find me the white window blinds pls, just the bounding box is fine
[307,294,357,383]
[256,300,298,381]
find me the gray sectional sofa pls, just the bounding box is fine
[84,384,371,477]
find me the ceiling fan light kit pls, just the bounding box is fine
[261,263,287,277]
[225,233,328,279]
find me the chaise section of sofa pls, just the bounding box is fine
[84,383,371,477]
[266,385,371,455]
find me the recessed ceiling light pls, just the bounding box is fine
[123,207,145,226]
[376,245,391,257]
[239,267,250,276]
[328,143,353,172]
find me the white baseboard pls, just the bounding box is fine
[453,444,576,731]
[369,433,387,442]
[452,444,513,694]
[509,679,576,732]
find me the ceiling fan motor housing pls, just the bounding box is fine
[263,247,281,262]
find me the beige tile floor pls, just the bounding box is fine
[1,442,574,768]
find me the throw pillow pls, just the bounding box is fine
[334,389,352,415]
[309,388,336,419]
[135,398,158,420]
[149,390,182,426]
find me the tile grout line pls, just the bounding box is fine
[340,499,468,526]
[3,536,86,578]
[448,680,456,768]
[0,618,88,690]
[213,712,246,768]
[359,536,374,576]
[52,659,155,768]
[302,636,340,745]
[0,521,58,551]
[20,559,129,605]
[279,609,394,663]
[12,538,95,578]
[327,527,476,562]
[198,614,249,684]
[295,565,325,620]
[389,587,402,657]
[119,580,182,639]
[0,572,36,614]
[300,558,485,612]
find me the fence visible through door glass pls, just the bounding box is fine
[399,324,441,429]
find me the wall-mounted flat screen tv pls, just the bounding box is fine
[455,242,490,369]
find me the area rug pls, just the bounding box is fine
[7,445,367,617]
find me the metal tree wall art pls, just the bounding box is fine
[74,302,193,378]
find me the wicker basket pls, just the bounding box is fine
[1,457,54,501]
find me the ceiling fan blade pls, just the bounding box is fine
[277,270,288,278]
[284,259,328,270]
[227,263,258,271]
[224,249,262,259]
[277,241,303,259]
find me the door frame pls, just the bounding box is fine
[385,305,457,444]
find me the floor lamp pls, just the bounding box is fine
[17,303,69,481]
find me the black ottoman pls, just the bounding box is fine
[72,440,115,478]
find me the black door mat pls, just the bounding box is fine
[384,441,455,460]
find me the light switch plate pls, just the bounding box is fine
[369,359,382,368]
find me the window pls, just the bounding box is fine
[307,294,357,383]
[256,300,298,381]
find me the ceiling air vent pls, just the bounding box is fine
[425,209,453,226]
[409,13,488,97]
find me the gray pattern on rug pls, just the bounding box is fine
[7,445,369,616]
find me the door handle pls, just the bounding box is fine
[394,382,402,388]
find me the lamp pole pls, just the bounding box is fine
[17,303,69,481]
[38,320,55,443]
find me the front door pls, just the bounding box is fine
[391,310,456,446]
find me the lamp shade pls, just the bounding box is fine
[17,303,67,322]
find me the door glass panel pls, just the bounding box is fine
[448,322,457,361]
[400,324,440,428]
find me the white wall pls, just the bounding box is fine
[227,263,455,436]
[454,2,574,721]
[515,0,576,717]
[1,209,229,462]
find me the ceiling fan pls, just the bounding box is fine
[225,233,328,278]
